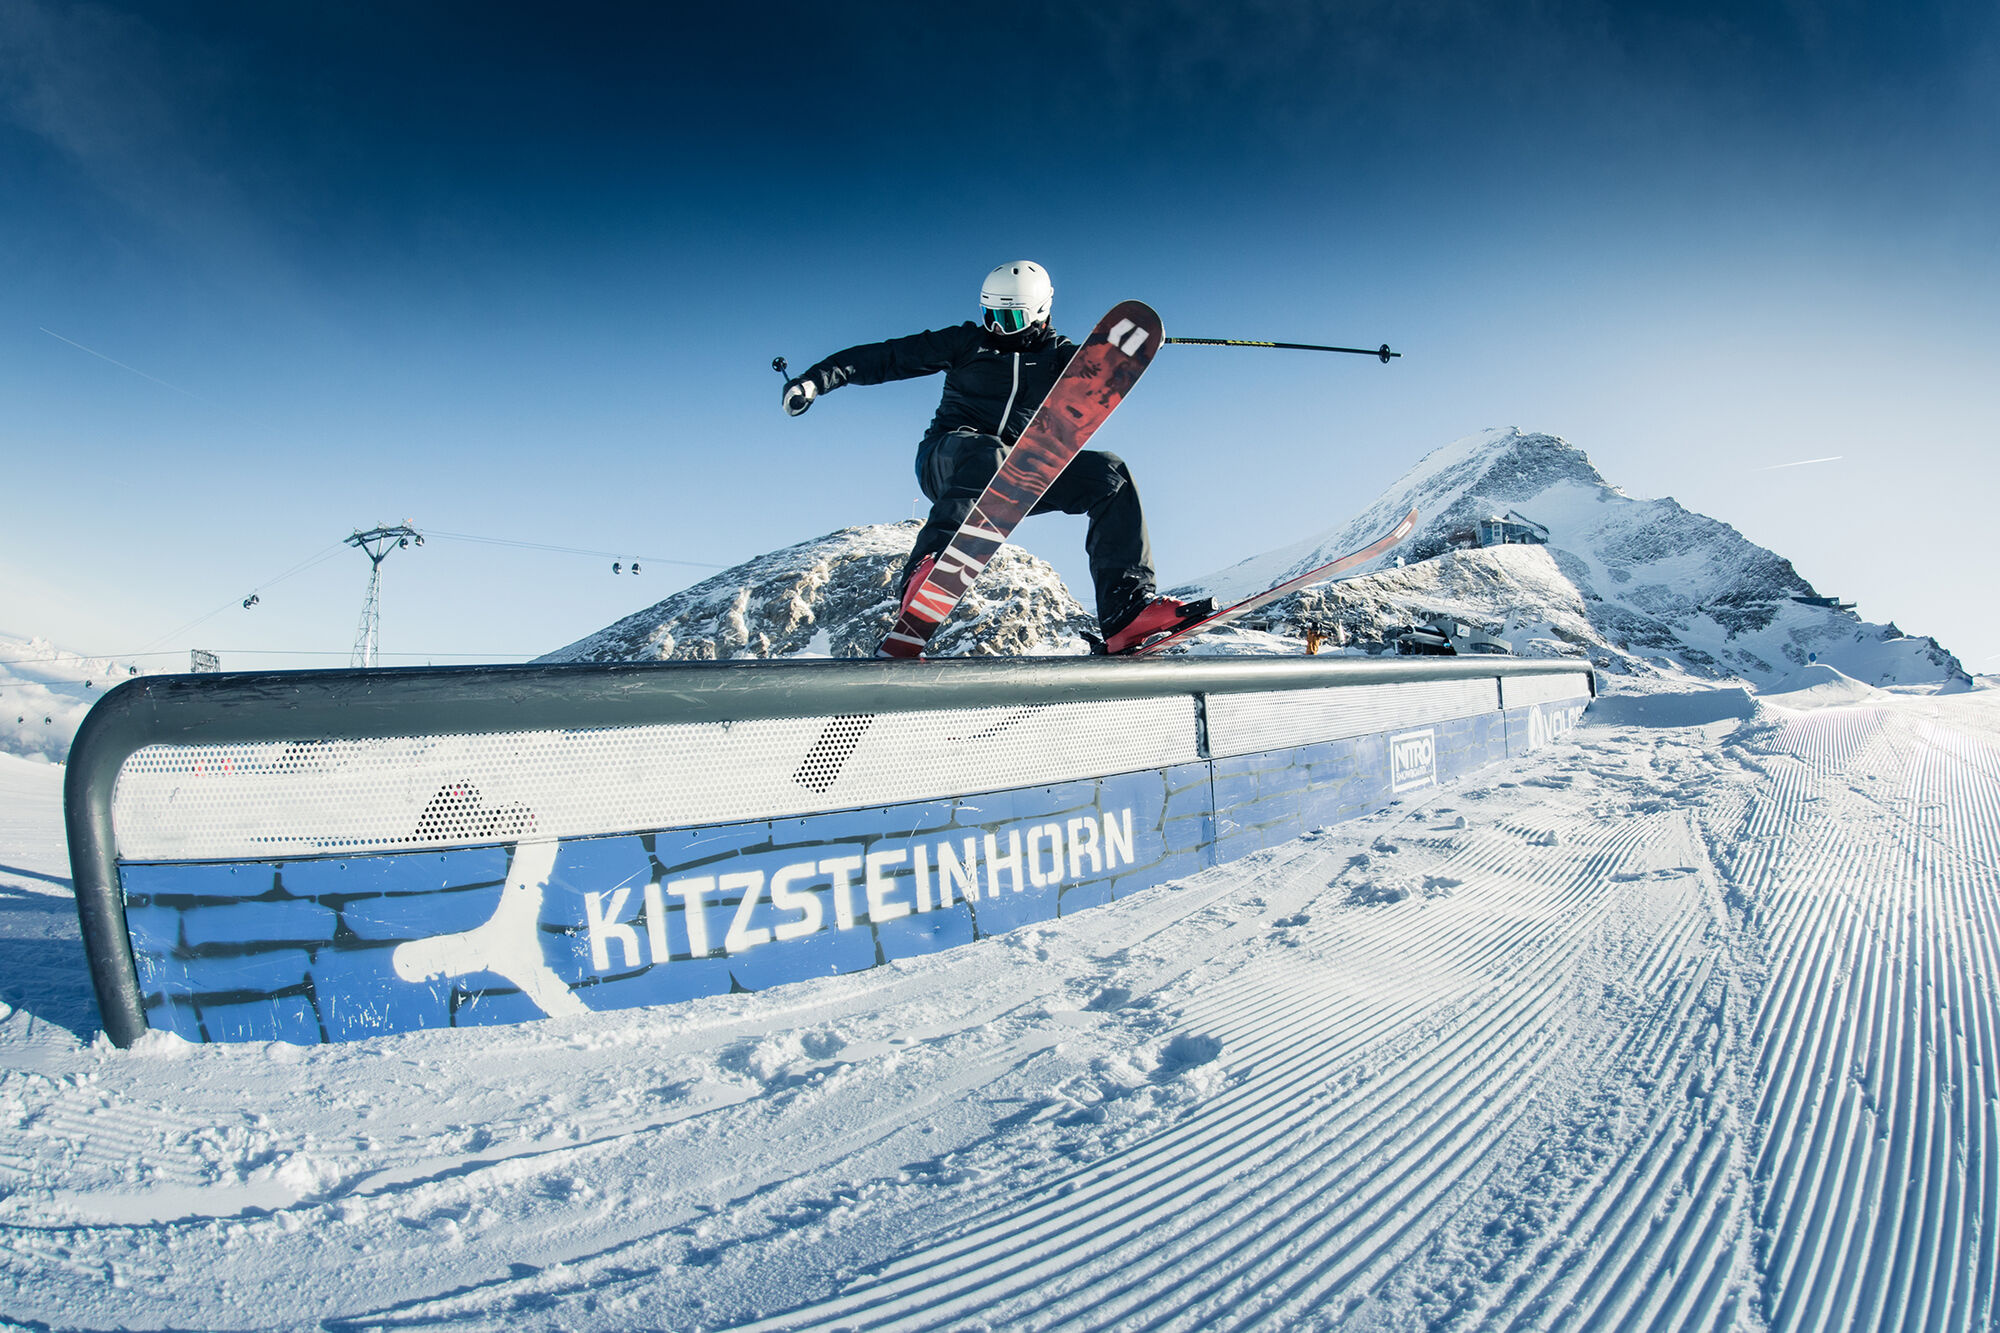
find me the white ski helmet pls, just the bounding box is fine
[980,260,1053,335]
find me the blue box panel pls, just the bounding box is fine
[193,994,322,1044]
[120,764,1194,1041]
[177,947,318,998]
[1502,699,1587,757]
[339,883,509,942]
[180,898,336,949]
[448,986,555,1031]
[115,699,1573,1043]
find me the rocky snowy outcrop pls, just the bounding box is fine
[539,522,1095,663]
[1273,544,1607,663]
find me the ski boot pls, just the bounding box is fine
[897,553,938,618]
[1098,595,1216,655]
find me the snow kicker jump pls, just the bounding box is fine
[66,655,1593,1047]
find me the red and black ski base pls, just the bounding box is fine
[877,300,1165,659]
[1117,507,1421,656]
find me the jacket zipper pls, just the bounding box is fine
[998,352,1021,441]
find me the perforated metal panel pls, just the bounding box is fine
[1204,677,1500,759]
[112,695,1201,862]
[1499,671,1592,709]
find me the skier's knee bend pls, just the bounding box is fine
[1091,450,1132,481]
[1067,450,1131,492]
[925,432,1005,500]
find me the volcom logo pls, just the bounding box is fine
[1390,729,1437,793]
[1528,702,1586,750]
[1106,319,1150,355]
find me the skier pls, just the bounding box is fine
[780,261,1206,654]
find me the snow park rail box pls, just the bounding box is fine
[64,655,1593,1047]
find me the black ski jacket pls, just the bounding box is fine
[806,322,1077,469]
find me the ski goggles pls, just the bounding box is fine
[983,305,1033,334]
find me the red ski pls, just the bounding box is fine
[877,300,1164,659]
[1120,507,1421,656]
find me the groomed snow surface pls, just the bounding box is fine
[5,672,2000,1331]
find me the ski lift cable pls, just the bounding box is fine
[421,529,728,569]
[1,647,544,666]
[196,649,544,659]
[133,541,351,654]
[0,650,164,666]
[96,526,721,665]
[257,543,350,591]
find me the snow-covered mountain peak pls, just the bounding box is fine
[1188,427,1617,601]
[1390,426,1616,510]
[1179,426,1962,688]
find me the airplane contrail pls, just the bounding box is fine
[39,327,202,399]
[1755,455,1844,471]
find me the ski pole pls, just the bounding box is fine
[772,356,790,379]
[1166,338,1400,363]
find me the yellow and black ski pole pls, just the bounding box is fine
[1166,338,1400,363]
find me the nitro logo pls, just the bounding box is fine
[1390,729,1437,793]
[1528,702,1586,750]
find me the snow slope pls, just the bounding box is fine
[6,676,1999,1330]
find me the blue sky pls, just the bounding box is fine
[3,1,1996,671]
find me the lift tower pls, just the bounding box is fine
[346,525,422,667]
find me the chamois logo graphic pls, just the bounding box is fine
[391,839,586,1018]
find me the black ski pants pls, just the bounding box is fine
[905,431,1155,627]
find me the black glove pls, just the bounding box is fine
[781,376,817,417]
